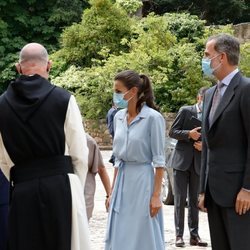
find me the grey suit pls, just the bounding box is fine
[200,72,250,250]
[169,104,201,238]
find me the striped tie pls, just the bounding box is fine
[209,82,224,126]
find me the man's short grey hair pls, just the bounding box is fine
[19,43,48,64]
[208,34,240,66]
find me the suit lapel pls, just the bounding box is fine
[209,72,242,130]
[204,86,216,133]
[191,105,197,117]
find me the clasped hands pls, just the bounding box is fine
[189,127,202,151]
[189,127,201,141]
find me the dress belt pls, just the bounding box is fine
[106,160,151,242]
[111,161,152,213]
[105,160,125,242]
[9,155,74,203]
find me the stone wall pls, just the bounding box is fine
[84,119,112,149]
[85,113,176,148]
[234,23,250,43]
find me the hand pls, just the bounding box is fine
[150,195,162,217]
[194,141,202,151]
[188,127,201,141]
[198,193,207,212]
[105,196,111,212]
[235,189,250,215]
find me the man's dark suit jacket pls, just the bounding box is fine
[200,72,250,207]
[169,104,201,175]
[0,169,8,205]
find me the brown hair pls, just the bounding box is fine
[114,70,158,112]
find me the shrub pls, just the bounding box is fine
[53,13,210,118]
[51,0,132,77]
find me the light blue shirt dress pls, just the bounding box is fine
[105,104,166,250]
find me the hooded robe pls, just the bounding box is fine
[0,74,90,250]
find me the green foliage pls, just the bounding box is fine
[52,0,132,74]
[116,0,142,14]
[53,13,213,118]
[53,9,249,119]
[163,13,206,43]
[154,43,208,112]
[53,65,114,118]
[240,42,250,77]
[0,0,88,93]
[2,0,249,119]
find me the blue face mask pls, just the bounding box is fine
[113,91,129,109]
[201,54,221,77]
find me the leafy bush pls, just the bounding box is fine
[240,42,250,77]
[53,13,211,118]
[163,13,206,43]
[116,0,142,15]
[0,0,89,93]
[51,0,132,76]
[53,8,249,119]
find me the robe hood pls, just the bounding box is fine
[5,74,55,122]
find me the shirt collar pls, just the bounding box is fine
[220,68,239,87]
[117,104,149,121]
[196,103,201,113]
[137,104,150,118]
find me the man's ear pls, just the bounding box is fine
[15,63,22,74]
[47,60,52,72]
[220,52,226,64]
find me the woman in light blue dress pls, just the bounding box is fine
[105,70,166,250]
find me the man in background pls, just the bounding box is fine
[169,87,208,247]
[106,102,120,165]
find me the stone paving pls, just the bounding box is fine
[89,151,211,250]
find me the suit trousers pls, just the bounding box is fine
[173,164,199,237]
[206,186,250,250]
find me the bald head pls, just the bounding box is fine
[19,43,48,64]
[16,43,51,79]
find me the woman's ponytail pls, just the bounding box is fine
[114,70,159,112]
[137,74,159,111]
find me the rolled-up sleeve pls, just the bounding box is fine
[150,114,166,168]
